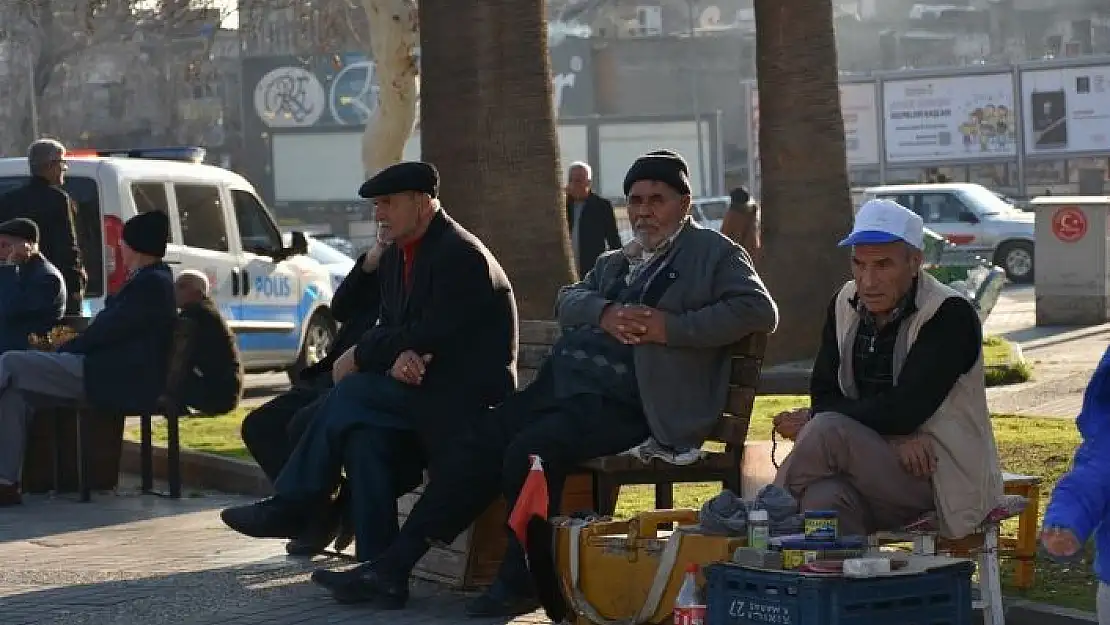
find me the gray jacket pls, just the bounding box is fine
[556,220,778,448]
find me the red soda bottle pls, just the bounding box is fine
[673,563,706,625]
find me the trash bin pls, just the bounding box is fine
[1033,195,1110,326]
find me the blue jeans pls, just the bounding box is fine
[273,370,424,503]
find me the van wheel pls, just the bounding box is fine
[995,241,1034,284]
[288,312,337,384]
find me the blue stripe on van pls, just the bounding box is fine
[235,288,325,354]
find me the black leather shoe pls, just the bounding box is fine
[464,587,540,618]
[220,497,308,539]
[312,562,408,609]
[285,501,343,556]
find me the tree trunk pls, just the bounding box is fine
[360,0,420,176]
[419,0,574,319]
[753,0,853,365]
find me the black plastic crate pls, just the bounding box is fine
[706,560,974,625]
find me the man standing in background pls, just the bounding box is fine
[565,162,621,279]
[0,139,87,314]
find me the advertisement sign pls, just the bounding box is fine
[749,82,880,168]
[1021,65,1110,155]
[882,73,1017,164]
[242,36,595,131]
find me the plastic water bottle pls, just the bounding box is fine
[748,508,770,549]
[674,563,706,625]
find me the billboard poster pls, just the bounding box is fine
[1021,64,1110,155]
[749,82,880,167]
[882,73,1017,163]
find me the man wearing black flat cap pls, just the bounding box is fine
[307,150,778,616]
[0,211,176,506]
[221,160,519,566]
[0,218,66,354]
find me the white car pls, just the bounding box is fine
[286,233,356,292]
[862,183,1035,283]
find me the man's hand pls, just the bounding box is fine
[600,305,667,345]
[391,350,433,385]
[1041,527,1081,559]
[332,345,358,384]
[890,434,937,478]
[772,408,810,441]
[362,239,388,273]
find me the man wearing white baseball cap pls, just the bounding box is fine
[768,198,1005,540]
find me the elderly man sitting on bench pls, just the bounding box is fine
[772,199,1003,540]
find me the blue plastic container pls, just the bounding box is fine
[705,560,974,625]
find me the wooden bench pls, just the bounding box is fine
[515,321,767,515]
[402,320,766,589]
[25,316,194,501]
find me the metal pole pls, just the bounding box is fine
[687,0,707,197]
[27,43,39,138]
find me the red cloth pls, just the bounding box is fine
[508,455,549,550]
[401,240,420,289]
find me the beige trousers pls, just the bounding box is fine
[773,412,935,535]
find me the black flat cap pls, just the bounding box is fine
[358,161,440,199]
[623,150,692,196]
[0,217,40,244]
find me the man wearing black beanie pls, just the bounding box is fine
[0,211,177,506]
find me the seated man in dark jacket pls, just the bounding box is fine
[0,211,176,506]
[309,150,778,614]
[221,161,519,567]
[238,239,384,555]
[0,218,65,353]
[173,269,243,415]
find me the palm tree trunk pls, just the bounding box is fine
[753,0,853,364]
[419,0,574,319]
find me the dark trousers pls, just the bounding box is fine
[377,367,650,591]
[274,371,430,562]
[240,377,330,482]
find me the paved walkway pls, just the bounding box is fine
[984,285,1109,419]
[0,485,549,625]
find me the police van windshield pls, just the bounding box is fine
[0,175,105,297]
[957,185,1019,216]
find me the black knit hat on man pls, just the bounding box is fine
[359,161,439,199]
[0,218,40,245]
[123,211,170,258]
[622,150,692,196]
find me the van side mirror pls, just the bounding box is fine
[958,211,980,224]
[288,231,309,256]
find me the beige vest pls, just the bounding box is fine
[833,271,1003,538]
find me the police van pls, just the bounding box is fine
[0,146,338,381]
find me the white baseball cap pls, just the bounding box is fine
[839,199,924,250]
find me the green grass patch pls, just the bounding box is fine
[983,335,1033,387]
[129,393,1091,611]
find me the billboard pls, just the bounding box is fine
[749,82,880,167]
[882,73,1017,164]
[1021,64,1110,156]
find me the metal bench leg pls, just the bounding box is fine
[167,411,182,499]
[140,414,153,493]
[654,482,674,509]
[978,525,1005,625]
[77,410,90,502]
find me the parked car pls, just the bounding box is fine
[313,234,358,259]
[285,233,356,292]
[0,146,338,383]
[861,182,1035,283]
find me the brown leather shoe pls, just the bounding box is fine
[0,482,22,506]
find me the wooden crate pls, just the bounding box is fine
[22,408,125,493]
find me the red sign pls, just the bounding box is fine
[1052,206,1088,243]
[946,234,976,245]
